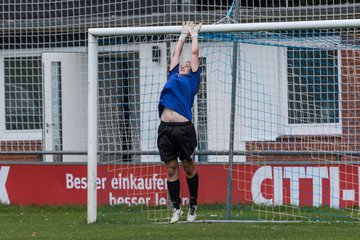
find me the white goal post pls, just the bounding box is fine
[87,19,360,224]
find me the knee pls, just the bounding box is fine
[167,166,178,178]
[182,164,195,177]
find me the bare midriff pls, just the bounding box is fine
[161,107,189,122]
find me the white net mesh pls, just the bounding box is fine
[92,24,360,222]
[1,1,360,223]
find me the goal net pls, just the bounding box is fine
[88,20,360,223]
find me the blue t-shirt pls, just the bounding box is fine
[158,64,201,121]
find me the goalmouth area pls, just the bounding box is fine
[87,19,360,223]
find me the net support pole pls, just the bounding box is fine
[226,0,240,220]
[87,32,98,224]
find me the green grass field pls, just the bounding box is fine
[1,205,360,240]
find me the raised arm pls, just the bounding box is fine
[170,21,192,71]
[189,23,202,72]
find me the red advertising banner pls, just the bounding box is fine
[0,164,359,208]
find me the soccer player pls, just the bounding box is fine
[157,21,202,224]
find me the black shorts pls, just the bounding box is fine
[157,121,197,162]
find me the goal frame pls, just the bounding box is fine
[87,19,360,224]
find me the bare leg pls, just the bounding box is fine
[165,159,179,181]
[181,159,196,178]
